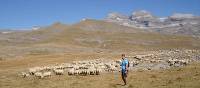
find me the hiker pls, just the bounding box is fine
[120,54,129,85]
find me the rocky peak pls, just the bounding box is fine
[104,10,200,36]
[106,12,129,21]
[131,10,154,19]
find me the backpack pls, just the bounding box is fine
[125,58,130,67]
[128,60,130,67]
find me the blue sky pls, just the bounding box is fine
[0,0,200,29]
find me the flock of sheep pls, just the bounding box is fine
[20,59,121,78]
[19,49,200,79]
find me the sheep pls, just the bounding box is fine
[95,68,102,75]
[29,67,42,75]
[105,63,112,68]
[67,63,103,76]
[73,65,79,70]
[109,65,118,72]
[43,66,52,71]
[29,68,36,75]
[78,69,88,76]
[167,59,177,66]
[34,72,44,79]
[20,72,30,78]
[178,59,190,66]
[98,65,106,70]
[53,65,65,69]
[74,70,80,75]
[88,68,96,75]
[167,59,190,66]
[86,69,91,75]
[83,69,89,75]
[43,72,51,77]
[115,60,122,64]
[150,59,157,63]
[53,69,64,75]
[68,69,75,75]
[134,55,146,60]
[79,65,88,69]
[129,61,138,67]
[134,54,155,60]
[65,64,73,68]
[105,63,118,72]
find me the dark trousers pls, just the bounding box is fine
[121,69,127,85]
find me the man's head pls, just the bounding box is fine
[122,54,125,59]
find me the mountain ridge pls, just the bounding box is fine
[105,10,200,37]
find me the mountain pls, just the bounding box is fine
[105,10,200,37]
[1,18,200,60]
[22,19,200,50]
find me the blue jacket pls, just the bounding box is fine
[121,58,128,70]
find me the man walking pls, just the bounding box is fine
[120,54,129,85]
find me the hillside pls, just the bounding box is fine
[0,19,200,60]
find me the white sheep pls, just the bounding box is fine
[34,72,44,79]
[134,55,146,60]
[68,69,75,75]
[150,59,157,63]
[82,69,88,75]
[54,69,64,75]
[115,60,122,64]
[76,69,87,75]
[43,66,52,71]
[20,72,30,78]
[179,59,190,65]
[74,70,80,75]
[29,67,42,75]
[167,59,183,66]
[73,65,79,70]
[95,68,102,75]
[109,65,118,72]
[87,68,95,75]
[43,72,51,77]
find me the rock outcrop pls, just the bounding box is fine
[105,10,200,37]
